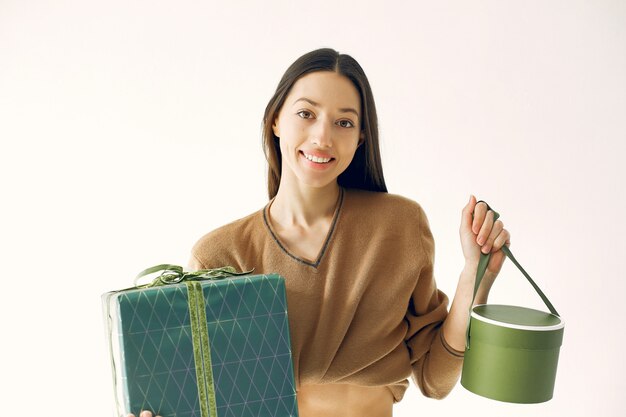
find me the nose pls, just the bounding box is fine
[310,119,333,148]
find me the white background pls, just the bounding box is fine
[1,1,624,416]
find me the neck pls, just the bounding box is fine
[270,178,341,228]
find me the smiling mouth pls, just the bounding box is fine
[300,151,335,164]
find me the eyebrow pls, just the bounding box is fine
[293,97,360,119]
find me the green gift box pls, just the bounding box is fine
[102,265,299,417]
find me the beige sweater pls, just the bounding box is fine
[189,186,464,403]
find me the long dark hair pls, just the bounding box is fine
[262,48,387,200]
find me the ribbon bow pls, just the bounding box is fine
[133,264,255,288]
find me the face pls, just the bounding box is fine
[272,71,365,191]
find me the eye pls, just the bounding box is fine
[337,120,355,128]
[296,110,313,119]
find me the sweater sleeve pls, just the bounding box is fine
[187,252,205,270]
[404,205,465,399]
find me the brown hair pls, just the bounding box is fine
[262,48,387,200]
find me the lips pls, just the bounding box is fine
[300,150,335,164]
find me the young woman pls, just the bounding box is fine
[130,48,510,417]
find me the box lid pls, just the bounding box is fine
[472,304,564,331]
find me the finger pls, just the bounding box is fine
[476,210,494,247]
[461,194,478,230]
[490,229,511,252]
[482,220,504,254]
[140,411,153,417]
[472,201,489,234]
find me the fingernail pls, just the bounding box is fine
[140,411,152,417]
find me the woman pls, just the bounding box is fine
[130,48,510,417]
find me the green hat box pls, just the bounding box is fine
[460,204,564,404]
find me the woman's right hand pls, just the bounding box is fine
[127,411,162,417]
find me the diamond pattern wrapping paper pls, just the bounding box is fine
[103,273,299,417]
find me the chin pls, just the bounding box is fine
[296,176,337,190]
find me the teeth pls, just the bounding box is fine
[303,152,332,163]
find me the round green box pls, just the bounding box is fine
[461,304,565,403]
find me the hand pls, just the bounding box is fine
[460,195,511,278]
[127,411,162,417]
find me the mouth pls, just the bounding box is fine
[300,151,335,164]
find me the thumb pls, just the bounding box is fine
[461,194,477,232]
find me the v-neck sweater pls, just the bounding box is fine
[189,187,465,403]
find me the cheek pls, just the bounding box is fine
[280,123,305,144]
[278,135,300,162]
[338,137,360,156]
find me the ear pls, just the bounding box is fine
[357,131,365,147]
[272,117,280,138]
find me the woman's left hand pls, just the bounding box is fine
[460,195,511,278]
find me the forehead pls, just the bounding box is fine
[287,71,361,110]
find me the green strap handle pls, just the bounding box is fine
[465,201,560,349]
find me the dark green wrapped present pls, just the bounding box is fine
[102,265,299,417]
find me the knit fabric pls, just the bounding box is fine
[190,186,464,403]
